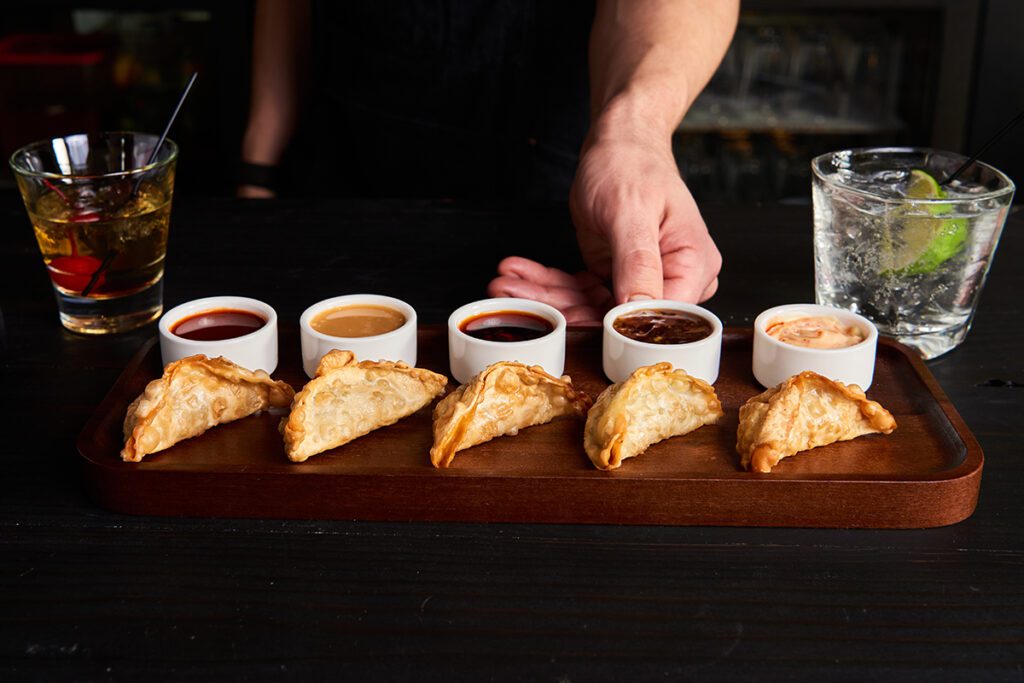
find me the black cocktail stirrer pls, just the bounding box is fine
[940,108,1024,187]
[82,73,197,297]
[132,72,198,196]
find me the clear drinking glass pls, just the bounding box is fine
[812,148,1014,359]
[10,132,177,334]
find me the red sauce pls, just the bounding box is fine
[172,309,266,341]
[460,310,554,342]
[613,308,713,344]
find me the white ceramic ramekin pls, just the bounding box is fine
[752,303,878,390]
[299,294,417,378]
[448,297,566,384]
[602,300,723,384]
[159,296,279,373]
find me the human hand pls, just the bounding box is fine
[487,256,612,324]
[569,132,721,304]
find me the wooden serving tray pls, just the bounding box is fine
[77,327,982,528]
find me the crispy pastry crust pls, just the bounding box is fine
[736,371,897,473]
[584,362,723,470]
[281,350,447,462]
[121,355,295,462]
[430,362,592,468]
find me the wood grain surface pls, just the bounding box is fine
[79,327,981,528]
[2,198,1022,679]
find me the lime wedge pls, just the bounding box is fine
[882,170,967,276]
[906,168,943,200]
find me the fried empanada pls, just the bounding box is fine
[584,362,723,470]
[282,350,447,462]
[430,362,591,468]
[121,355,295,462]
[737,371,897,473]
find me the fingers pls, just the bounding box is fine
[608,216,664,304]
[574,272,614,311]
[486,275,605,324]
[489,257,612,324]
[562,305,604,325]
[494,256,612,309]
[487,274,592,310]
[659,194,722,303]
[497,256,582,290]
[664,273,718,303]
[662,264,709,302]
[700,277,719,302]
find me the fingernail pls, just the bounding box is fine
[627,294,653,302]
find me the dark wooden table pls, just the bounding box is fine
[2,197,1022,680]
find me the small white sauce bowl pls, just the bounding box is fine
[752,303,878,390]
[299,294,418,378]
[159,296,279,373]
[448,297,566,384]
[602,300,723,384]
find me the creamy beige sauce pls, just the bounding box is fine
[311,304,406,338]
[766,316,865,349]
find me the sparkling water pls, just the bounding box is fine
[812,150,1014,359]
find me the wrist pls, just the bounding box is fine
[237,160,281,192]
[587,86,684,154]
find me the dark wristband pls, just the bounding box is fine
[238,161,280,190]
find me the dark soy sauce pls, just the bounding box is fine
[460,310,554,342]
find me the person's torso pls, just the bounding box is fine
[305,0,593,199]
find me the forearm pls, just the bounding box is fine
[588,0,738,145]
[242,0,311,165]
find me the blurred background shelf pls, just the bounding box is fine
[0,3,248,196]
[0,0,1020,203]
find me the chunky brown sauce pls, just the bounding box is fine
[311,304,406,338]
[613,308,712,345]
[172,309,266,341]
[460,310,554,342]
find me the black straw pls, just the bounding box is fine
[84,73,198,298]
[80,248,117,297]
[132,72,198,195]
[941,108,1024,187]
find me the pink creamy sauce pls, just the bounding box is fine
[766,316,865,349]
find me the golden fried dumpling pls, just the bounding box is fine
[584,362,723,470]
[430,362,592,468]
[282,350,447,462]
[737,371,897,473]
[121,355,295,462]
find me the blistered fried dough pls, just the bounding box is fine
[430,362,592,468]
[584,363,723,470]
[737,371,897,473]
[282,350,447,462]
[121,355,295,462]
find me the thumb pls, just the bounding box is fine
[611,227,664,304]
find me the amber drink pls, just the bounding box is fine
[11,133,177,334]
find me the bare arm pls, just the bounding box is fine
[491,1,738,319]
[588,0,738,144]
[238,0,311,197]
[576,0,738,303]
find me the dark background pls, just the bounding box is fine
[3,3,1024,677]
[0,0,1021,203]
